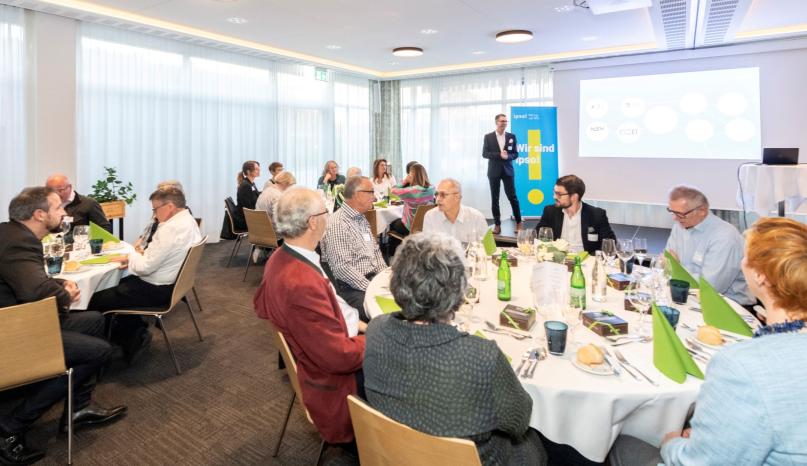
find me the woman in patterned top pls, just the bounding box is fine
[363,233,547,466]
[388,164,435,255]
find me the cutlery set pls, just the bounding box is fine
[515,347,546,378]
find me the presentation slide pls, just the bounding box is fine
[579,67,761,159]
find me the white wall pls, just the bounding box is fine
[553,40,807,211]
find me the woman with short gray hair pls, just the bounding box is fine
[363,233,547,466]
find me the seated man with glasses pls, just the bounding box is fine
[423,178,489,243]
[535,174,615,254]
[665,185,755,306]
[88,187,202,364]
[45,174,112,232]
[321,176,387,322]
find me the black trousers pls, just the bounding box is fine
[88,275,173,347]
[387,219,409,257]
[0,311,111,434]
[334,280,370,323]
[488,174,522,225]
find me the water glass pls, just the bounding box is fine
[45,255,63,276]
[472,243,489,281]
[626,280,652,336]
[545,321,568,355]
[616,239,635,273]
[670,279,690,304]
[601,238,616,269]
[537,227,554,244]
[658,305,680,329]
[90,238,104,255]
[633,238,648,266]
[517,229,536,256]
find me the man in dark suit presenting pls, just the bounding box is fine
[535,175,616,254]
[482,114,522,234]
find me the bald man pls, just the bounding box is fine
[46,174,112,232]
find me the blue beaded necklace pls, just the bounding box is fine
[753,320,806,338]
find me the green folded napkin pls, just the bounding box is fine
[389,193,401,202]
[482,228,496,256]
[665,250,698,289]
[375,296,401,314]
[373,200,388,208]
[89,222,120,243]
[41,234,54,243]
[80,253,125,265]
[653,303,704,383]
[567,251,589,262]
[473,330,511,363]
[699,277,753,337]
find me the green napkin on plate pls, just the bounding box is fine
[482,228,496,256]
[699,277,753,337]
[653,303,704,383]
[473,330,511,362]
[375,296,401,314]
[80,254,124,265]
[567,251,589,262]
[373,200,388,208]
[665,250,698,289]
[89,222,120,243]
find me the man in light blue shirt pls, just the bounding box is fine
[664,185,755,305]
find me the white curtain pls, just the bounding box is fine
[400,67,553,219]
[0,5,26,221]
[77,24,370,241]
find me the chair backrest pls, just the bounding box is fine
[169,236,208,309]
[347,395,482,466]
[243,208,280,248]
[224,197,244,234]
[0,297,66,391]
[364,209,378,238]
[265,321,314,424]
[410,204,437,235]
[194,217,202,228]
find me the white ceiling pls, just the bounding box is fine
[5,0,807,77]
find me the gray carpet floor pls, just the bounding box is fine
[3,241,356,466]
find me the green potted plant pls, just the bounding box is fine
[89,166,137,220]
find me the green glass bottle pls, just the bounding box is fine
[570,255,586,309]
[497,250,511,301]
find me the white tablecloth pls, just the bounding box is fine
[364,253,756,462]
[56,243,133,310]
[373,205,403,233]
[737,164,807,216]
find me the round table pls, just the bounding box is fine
[364,252,756,462]
[737,164,807,216]
[56,243,133,310]
[373,205,403,233]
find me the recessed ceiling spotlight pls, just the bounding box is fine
[471,50,486,55]
[420,28,438,35]
[392,47,423,57]
[227,17,247,24]
[554,5,575,12]
[495,30,533,43]
[325,44,342,50]
[581,35,598,41]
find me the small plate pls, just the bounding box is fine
[571,358,615,376]
[101,243,125,252]
[688,335,724,351]
[62,265,86,274]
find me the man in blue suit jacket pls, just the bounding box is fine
[482,114,522,234]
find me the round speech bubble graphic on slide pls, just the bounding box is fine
[585,99,608,119]
[586,122,609,141]
[617,122,641,143]
[621,98,645,118]
[717,93,747,116]
[725,118,755,142]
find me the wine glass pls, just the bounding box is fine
[626,278,653,337]
[601,238,616,269]
[633,238,648,267]
[650,254,673,304]
[537,227,554,244]
[517,229,536,257]
[616,239,635,274]
[563,306,584,350]
[73,225,90,255]
[60,217,72,235]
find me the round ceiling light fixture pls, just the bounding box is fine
[392,47,424,57]
[495,30,533,43]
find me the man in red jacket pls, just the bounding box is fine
[254,187,365,445]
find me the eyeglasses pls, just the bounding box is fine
[357,190,375,195]
[151,203,169,213]
[553,191,571,198]
[308,210,328,221]
[435,191,459,198]
[667,205,703,219]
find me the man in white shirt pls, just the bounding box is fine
[423,178,489,243]
[88,187,201,363]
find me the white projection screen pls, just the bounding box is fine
[579,68,761,159]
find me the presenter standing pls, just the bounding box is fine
[483,113,522,234]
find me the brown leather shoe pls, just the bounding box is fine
[492,225,501,235]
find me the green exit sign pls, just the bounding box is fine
[315,67,329,82]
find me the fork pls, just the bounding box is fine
[514,349,531,375]
[520,350,538,378]
[610,336,652,346]
[613,349,659,386]
[527,348,546,378]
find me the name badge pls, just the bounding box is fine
[506,146,512,151]
[363,233,372,242]
[587,233,598,242]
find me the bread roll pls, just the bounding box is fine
[102,241,116,251]
[577,344,604,366]
[64,261,80,272]
[697,325,724,346]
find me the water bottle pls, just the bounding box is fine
[497,250,511,301]
[570,255,586,309]
[591,250,607,303]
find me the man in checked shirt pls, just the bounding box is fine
[321,176,387,322]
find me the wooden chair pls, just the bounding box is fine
[0,297,75,465]
[103,236,208,375]
[265,322,326,465]
[242,209,280,281]
[347,395,482,466]
[224,197,248,267]
[364,209,378,238]
[388,204,436,242]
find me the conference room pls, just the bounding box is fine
[2,0,806,465]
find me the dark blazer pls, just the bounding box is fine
[482,131,518,178]
[535,202,616,254]
[253,245,365,444]
[0,221,72,310]
[234,180,260,231]
[65,192,112,232]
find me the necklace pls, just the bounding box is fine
[753,320,805,338]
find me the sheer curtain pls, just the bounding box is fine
[400,67,553,219]
[77,24,370,241]
[0,5,26,221]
